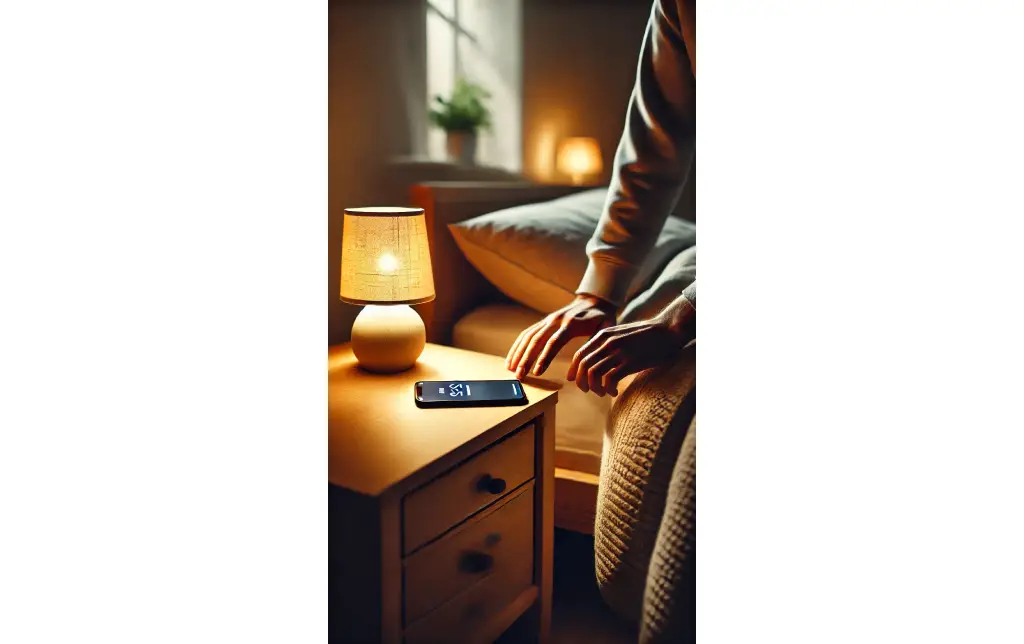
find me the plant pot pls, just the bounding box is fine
[445,130,478,165]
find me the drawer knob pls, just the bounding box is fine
[459,551,495,574]
[477,474,507,495]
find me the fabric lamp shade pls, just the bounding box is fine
[556,137,603,183]
[339,207,435,305]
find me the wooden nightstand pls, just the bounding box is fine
[329,342,558,643]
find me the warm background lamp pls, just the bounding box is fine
[339,207,435,373]
[556,137,603,185]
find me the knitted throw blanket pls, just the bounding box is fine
[594,342,696,643]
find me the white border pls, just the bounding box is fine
[702,1,1024,641]
[0,1,327,641]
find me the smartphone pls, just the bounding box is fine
[414,379,528,408]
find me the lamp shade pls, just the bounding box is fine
[556,137,603,184]
[339,207,435,305]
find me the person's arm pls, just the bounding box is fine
[681,280,696,312]
[577,0,696,307]
[506,0,696,379]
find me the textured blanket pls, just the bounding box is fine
[595,340,696,643]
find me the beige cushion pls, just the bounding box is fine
[448,189,696,314]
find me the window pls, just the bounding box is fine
[426,0,522,171]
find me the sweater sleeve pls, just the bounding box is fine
[682,280,696,311]
[577,0,696,306]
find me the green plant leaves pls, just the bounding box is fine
[428,77,493,133]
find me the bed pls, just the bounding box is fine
[408,179,695,534]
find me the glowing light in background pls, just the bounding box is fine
[557,137,603,185]
[532,121,559,181]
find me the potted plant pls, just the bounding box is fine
[428,78,492,165]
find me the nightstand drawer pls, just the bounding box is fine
[403,544,534,644]
[403,424,535,554]
[404,483,534,624]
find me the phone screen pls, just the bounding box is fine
[415,380,526,406]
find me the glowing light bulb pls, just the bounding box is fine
[556,138,603,186]
[377,252,400,273]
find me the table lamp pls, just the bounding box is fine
[556,137,603,186]
[339,206,435,373]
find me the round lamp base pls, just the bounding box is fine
[351,304,426,373]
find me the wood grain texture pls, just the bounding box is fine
[530,404,557,643]
[403,424,535,554]
[404,484,535,624]
[473,586,541,644]
[554,468,600,535]
[404,558,535,644]
[328,343,557,496]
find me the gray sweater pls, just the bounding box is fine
[577,0,697,312]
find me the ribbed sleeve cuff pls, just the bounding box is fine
[682,281,696,311]
[576,259,637,307]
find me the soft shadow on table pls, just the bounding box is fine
[327,361,443,382]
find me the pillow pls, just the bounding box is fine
[448,189,696,314]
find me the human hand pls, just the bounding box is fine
[566,299,695,397]
[505,294,617,379]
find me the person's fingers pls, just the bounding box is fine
[569,329,598,378]
[572,352,593,392]
[507,321,543,372]
[517,319,559,378]
[567,328,608,381]
[532,323,574,376]
[506,327,528,369]
[574,352,599,393]
[506,325,530,369]
[573,341,609,393]
[604,363,629,397]
[587,354,620,396]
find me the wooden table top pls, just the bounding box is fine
[328,343,559,496]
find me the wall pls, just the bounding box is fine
[522,0,651,184]
[427,0,523,171]
[329,0,427,345]
[329,0,653,344]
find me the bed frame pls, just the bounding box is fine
[408,181,601,534]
